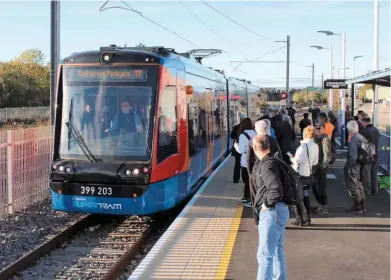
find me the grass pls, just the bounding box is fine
[0,118,50,131]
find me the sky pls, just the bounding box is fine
[0,0,390,88]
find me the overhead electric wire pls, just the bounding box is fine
[200,0,275,43]
[178,0,245,57]
[234,46,286,71]
[100,0,200,48]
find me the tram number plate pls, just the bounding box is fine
[80,186,113,196]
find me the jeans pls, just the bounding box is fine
[257,202,290,280]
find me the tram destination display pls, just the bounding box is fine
[324,79,348,89]
[64,66,148,83]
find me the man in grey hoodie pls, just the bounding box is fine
[344,120,366,214]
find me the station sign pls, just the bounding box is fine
[324,79,348,89]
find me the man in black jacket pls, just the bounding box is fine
[247,120,282,211]
[230,123,241,183]
[344,121,366,213]
[360,116,380,194]
[252,134,289,280]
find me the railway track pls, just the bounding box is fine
[0,215,161,280]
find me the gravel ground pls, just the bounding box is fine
[0,198,85,270]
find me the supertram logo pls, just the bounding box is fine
[72,201,122,210]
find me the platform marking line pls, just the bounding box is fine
[127,155,232,280]
[214,203,244,280]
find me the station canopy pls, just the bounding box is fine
[346,69,390,87]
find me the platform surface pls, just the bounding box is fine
[129,156,243,280]
[227,151,390,280]
[129,152,390,280]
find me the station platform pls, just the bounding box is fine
[129,152,390,280]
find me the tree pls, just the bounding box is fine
[0,49,50,107]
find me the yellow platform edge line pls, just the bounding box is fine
[214,203,244,280]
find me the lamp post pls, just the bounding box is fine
[317,30,346,147]
[353,55,363,110]
[50,0,60,126]
[353,55,363,78]
[275,36,291,103]
[373,0,379,125]
[310,45,333,109]
[338,67,350,78]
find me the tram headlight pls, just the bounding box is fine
[132,168,140,176]
[142,167,149,174]
[59,166,64,172]
[125,170,131,176]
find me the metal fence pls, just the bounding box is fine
[0,126,52,218]
[0,106,50,121]
[379,133,390,174]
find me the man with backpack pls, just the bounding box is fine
[312,123,332,214]
[359,116,380,195]
[344,120,372,214]
[252,134,291,280]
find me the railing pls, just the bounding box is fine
[0,106,50,121]
[379,133,390,174]
[0,126,52,218]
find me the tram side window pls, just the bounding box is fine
[157,86,178,164]
[188,99,198,157]
[213,90,222,140]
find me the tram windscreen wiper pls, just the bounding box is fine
[65,121,100,163]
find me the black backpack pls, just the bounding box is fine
[358,139,376,164]
[255,157,300,206]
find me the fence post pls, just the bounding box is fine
[6,130,13,214]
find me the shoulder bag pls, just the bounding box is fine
[299,143,316,186]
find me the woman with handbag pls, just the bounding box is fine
[289,126,319,226]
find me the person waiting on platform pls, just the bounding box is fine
[279,115,295,165]
[105,100,143,135]
[234,118,256,207]
[290,126,319,226]
[312,123,332,214]
[344,120,366,214]
[231,122,242,183]
[318,112,334,140]
[359,116,380,195]
[309,105,321,123]
[299,113,311,138]
[252,134,289,280]
[247,120,282,217]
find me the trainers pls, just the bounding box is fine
[239,197,247,203]
[345,206,363,214]
[243,201,253,208]
[315,205,328,214]
[311,204,322,212]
